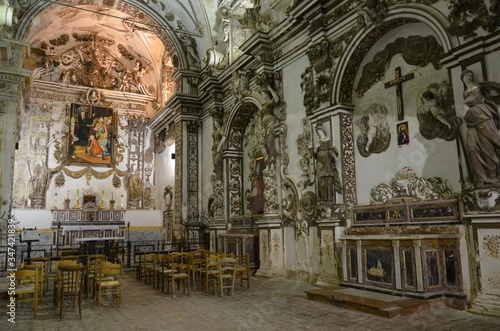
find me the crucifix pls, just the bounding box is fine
[384,67,414,121]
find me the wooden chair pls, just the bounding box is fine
[201,254,220,294]
[58,264,84,321]
[28,256,50,293]
[11,269,39,317]
[53,260,77,305]
[235,254,251,288]
[218,257,237,297]
[164,253,191,297]
[85,257,104,298]
[141,253,156,286]
[159,253,176,293]
[95,262,122,308]
[152,254,169,289]
[189,249,208,290]
[21,262,45,300]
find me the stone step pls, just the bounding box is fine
[305,287,446,319]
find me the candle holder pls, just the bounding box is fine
[53,193,58,209]
[74,190,81,209]
[99,190,106,209]
[64,198,70,209]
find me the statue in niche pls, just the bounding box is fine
[357,0,388,26]
[417,81,462,141]
[461,69,500,187]
[314,124,342,204]
[164,185,173,211]
[356,103,391,157]
[28,160,49,199]
[125,165,144,201]
[176,21,199,67]
[212,115,226,180]
[260,84,281,170]
[239,4,276,33]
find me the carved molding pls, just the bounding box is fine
[228,157,242,217]
[370,166,453,204]
[463,187,500,214]
[297,117,315,189]
[340,113,357,206]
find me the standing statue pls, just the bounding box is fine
[29,160,49,198]
[212,116,226,179]
[126,166,144,201]
[461,70,500,187]
[260,84,280,169]
[163,185,173,211]
[314,124,342,203]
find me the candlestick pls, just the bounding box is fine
[121,194,124,209]
[100,190,105,209]
[74,189,81,209]
[54,193,58,209]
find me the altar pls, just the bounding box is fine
[51,209,126,247]
[340,199,467,309]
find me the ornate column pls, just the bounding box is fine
[0,38,31,220]
[167,88,202,238]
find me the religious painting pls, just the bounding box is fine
[364,248,393,286]
[68,103,116,166]
[397,122,409,146]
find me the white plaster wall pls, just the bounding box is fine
[124,210,162,227]
[282,55,311,191]
[352,23,461,204]
[12,209,53,230]
[154,141,176,210]
[284,226,296,271]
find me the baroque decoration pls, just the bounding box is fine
[370,166,453,204]
[417,81,462,141]
[356,103,391,157]
[355,35,444,97]
[30,32,155,95]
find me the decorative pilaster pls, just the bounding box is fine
[255,218,285,278]
[0,38,31,219]
[173,121,182,237]
[316,218,343,286]
[187,120,199,216]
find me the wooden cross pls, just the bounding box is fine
[384,67,414,121]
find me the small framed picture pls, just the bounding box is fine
[397,122,409,146]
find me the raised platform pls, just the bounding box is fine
[305,287,448,318]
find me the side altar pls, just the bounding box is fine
[340,198,467,309]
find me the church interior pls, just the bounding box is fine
[1,0,500,324]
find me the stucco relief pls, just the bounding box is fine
[340,114,357,206]
[417,81,462,141]
[355,35,444,98]
[31,33,154,95]
[228,157,243,217]
[356,103,390,157]
[370,166,453,204]
[297,117,315,189]
[482,235,500,259]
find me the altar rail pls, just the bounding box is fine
[0,237,208,272]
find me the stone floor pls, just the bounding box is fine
[1,271,500,330]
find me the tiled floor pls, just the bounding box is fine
[1,271,500,330]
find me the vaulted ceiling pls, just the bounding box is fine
[15,0,217,103]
